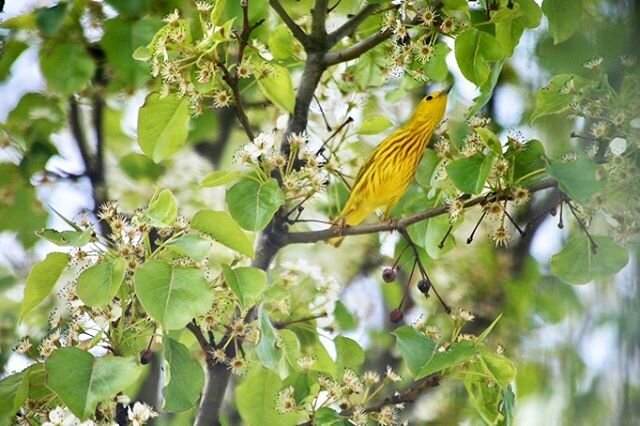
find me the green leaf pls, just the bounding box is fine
[475,128,502,154]
[335,336,365,375]
[280,329,301,370]
[200,171,244,188]
[35,3,68,36]
[0,40,28,81]
[102,18,161,87]
[20,252,69,321]
[423,43,451,82]
[236,368,299,426]
[268,25,296,61]
[501,386,516,426]
[163,337,205,412]
[256,308,282,369]
[137,93,190,162]
[191,209,254,257]
[226,178,285,231]
[119,152,164,182]
[542,0,583,44]
[105,0,150,17]
[221,265,266,308]
[422,214,455,259]
[416,341,478,379]
[455,28,505,86]
[506,140,546,184]
[40,42,95,95]
[145,188,177,227]
[546,157,604,204]
[257,63,295,113]
[465,362,502,425]
[166,234,212,261]
[358,115,393,135]
[551,236,629,285]
[76,258,126,307]
[446,153,495,194]
[334,301,356,330]
[210,0,227,24]
[477,313,503,343]
[314,408,351,425]
[393,326,436,376]
[480,352,517,388]
[0,369,29,419]
[134,261,214,330]
[36,228,91,247]
[531,74,591,121]
[45,348,143,420]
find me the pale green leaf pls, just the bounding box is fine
[358,115,393,135]
[191,209,254,258]
[163,337,204,412]
[221,265,266,308]
[257,63,295,113]
[226,178,284,231]
[551,236,629,284]
[455,28,505,86]
[200,171,244,188]
[76,258,126,307]
[145,188,177,227]
[21,252,69,321]
[137,93,190,162]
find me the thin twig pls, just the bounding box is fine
[327,3,379,45]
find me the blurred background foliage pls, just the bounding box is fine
[0,0,638,425]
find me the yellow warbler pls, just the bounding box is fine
[332,89,450,245]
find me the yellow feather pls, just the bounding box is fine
[331,90,449,246]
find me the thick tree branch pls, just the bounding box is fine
[311,0,330,40]
[284,179,559,245]
[324,28,392,65]
[268,0,310,46]
[327,3,379,46]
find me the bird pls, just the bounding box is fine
[331,88,450,246]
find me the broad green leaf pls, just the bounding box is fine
[236,368,300,426]
[506,140,546,183]
[221,265,266,307]
[257,63,295,113]
[353,50,385,89]
[35,3,68,36]
[145,188,177,227]
[0,369,29,420]
[514,0,543,28]
[76,258,126,307]
[36,228,91,247]
[480,352,517,388]
[424,214,455,259]
[280,329,301,370]
[226,178,285,231]
[417,341,478,379]
[455,28,505,86]
[256,308,282,369]
[464,362,502,425]
[210,0,227,24]
[45,348,143,419]
[166,234,212,261]
[200,171,244,188]
[334,301,356,330]
[446,153,495,194]
[163,337,204,412]
[423,43,451,82]
[134,261,213,330]
[551,236,629,285]
[191,209,254,257]
[0,40,28,81]
[20,252,69,320]
[392,326,436,376]
[335,336,365,375]
[357,115,393,135]
[137,93,190,162]
[5,93,64,141]
[546,157,604,204]
[531,74,591,121]
[102,18,161,87]
[40,42,95,95]
[119,152,164,181]
[542,0,583,44]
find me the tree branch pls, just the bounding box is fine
[284,179,559,245]
[324,28,392,65]
[268,0,310,46]
[311,0,330,40]
[327,3,379,46]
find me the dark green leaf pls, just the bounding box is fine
[546,157,604,204]
[163,337,204,412]
[551,236,629,284]
[35,3,68,36]
[76,258,126,307]
[0,40,28,81]
[119,153,165,181]
[506,140,546,184]
[542,0,583,44]
[134,261,213,330]
[455,28,505,86]
[314,408,351,425]
[40,42,95,95]
[446,153,495,194]
[0,369,29,419]
[45,348,143,419]
[417,341,478,379]
[393,326,436,376]
[226,178,284,231]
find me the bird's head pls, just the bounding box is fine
[411,87,451,127]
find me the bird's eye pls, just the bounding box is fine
[426,95,433,100]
